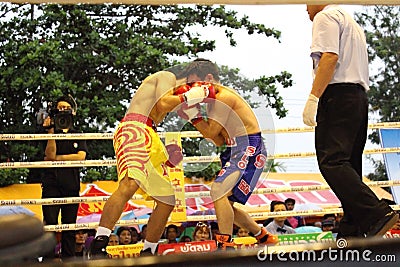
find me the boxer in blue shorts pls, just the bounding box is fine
[176,59,278,249]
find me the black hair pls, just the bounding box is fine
[116,226,131,237]
[270,200,286,212]
[179,235,192,242]
[269,200,277,212]
[209,221,219,230]
[130,227,139,234]
[285,198,296,205]
[166,224,179,232]
[182,58,220,81]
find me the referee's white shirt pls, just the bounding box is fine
[310,5,370,91]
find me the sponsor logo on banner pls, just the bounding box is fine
[157,240,217,255]
[106,243,144,258]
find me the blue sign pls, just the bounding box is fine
[379,129,400,204]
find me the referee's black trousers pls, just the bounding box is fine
[315,83,392,236]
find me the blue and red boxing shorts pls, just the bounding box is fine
[215,133,267,204]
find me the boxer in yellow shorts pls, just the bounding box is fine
[89,65,211,258]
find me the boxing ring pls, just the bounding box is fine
[1,122,400,265]
[1,0,399,265]
[1,122,400,228]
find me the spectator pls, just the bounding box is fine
[322,213,336,222]
[179,235,192,243]
[263,201,292,228]
[265,201,296,235]
[193,222,211,242]
[321,220,335,232]
[84,229,96,250]
[165,224,179,244]
[139,224,147,243]
[284,198,296,211]
[236,227,250,237]
[53,235,62,259]
[116,227,132,245]
[75,230,88,257]
[41,95,87,259]
[130,227,140,244]
[108,233,119,246]
[284,198,304,228]
[209,222,219,241]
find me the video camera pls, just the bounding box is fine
[36,95,77,132]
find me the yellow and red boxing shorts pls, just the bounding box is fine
[113,113,174,199]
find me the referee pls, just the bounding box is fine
[302,4,398,239]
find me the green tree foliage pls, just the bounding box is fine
[0,4,292,184]
[355,6,399,183]
[0,168,29,187]
[356,6,400,143]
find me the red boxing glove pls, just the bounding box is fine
[203,84,216,103]
[174,84,191,103]
[174,84,191,95]
[165,144,183,167]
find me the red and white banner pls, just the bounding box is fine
[157,240,217,255]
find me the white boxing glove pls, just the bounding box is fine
[177,104,201,120]
[183,85,209,106]
[302,94,319,126]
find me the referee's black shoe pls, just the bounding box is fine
[367,211,399,237]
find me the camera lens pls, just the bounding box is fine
[54,111,73,130]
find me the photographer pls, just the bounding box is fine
[41,95,87,260]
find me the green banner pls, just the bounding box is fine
[278,232,335,245]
